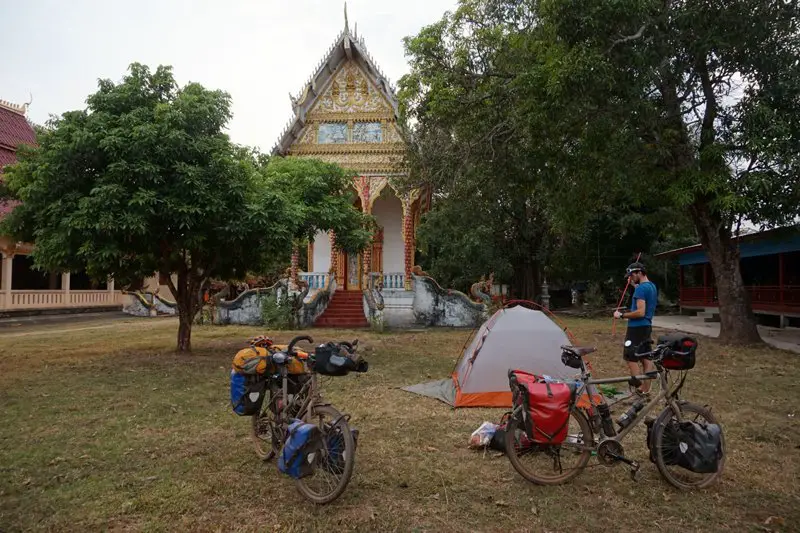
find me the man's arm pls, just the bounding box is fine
[622,298,646,319]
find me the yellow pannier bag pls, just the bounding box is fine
[232,346,307,375]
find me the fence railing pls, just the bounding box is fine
[4,290,120,310]
[299,272,330,290]
[679,285,800,310]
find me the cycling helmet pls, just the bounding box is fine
[247,335,273,348]
[625,262,646,279]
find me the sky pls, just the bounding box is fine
[0,0,458,151]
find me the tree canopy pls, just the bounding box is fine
[2,63,370,351]
[401,0,800,343]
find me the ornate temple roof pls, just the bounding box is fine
[0,99,36,219]
[270,7,401,156]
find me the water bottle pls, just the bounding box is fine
[598,403,616,437]
[617,400,645,429]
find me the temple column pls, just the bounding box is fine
[290,243,300,289]
[329,231,342,288]
[400,192,420,291]
[1,252,13,309]
[61,272,71,307]
[307,241,314,272]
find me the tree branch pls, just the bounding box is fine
[607,24,647,53]
[696,53,718,151]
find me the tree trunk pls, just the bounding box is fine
[177,312,192,352]
[170,269,203,353]
[512,260,540,302]
[691,204,761,345]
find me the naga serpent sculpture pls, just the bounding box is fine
[470,273,494,304]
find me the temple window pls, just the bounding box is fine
[318,122,348,144]
[352,122,382,143]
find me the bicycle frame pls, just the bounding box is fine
[508,357,685,449]
[276,368,321,426]
[576,372,673,443]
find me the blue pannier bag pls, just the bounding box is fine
[278,419,323,479]
[230,369,267,416]
[324,426,359,474]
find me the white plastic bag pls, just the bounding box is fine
[469,421,498,449]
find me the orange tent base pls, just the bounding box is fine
[451,374,603,409]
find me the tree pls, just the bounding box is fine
[516,0,800,343]
[399,8,555,299]
[403,0,799,343]
[2,63,370,351]
[398,1,692,301]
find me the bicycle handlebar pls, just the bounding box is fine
[633,343,692,361]
[287,335,314,354]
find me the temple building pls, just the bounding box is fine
[655,225,800,329]
[0,98,124,315]
[271,12,430,326]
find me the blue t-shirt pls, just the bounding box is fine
[629,281,657,327]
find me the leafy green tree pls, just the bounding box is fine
[2,63,369,351]
[521,0,800,343]
[403,0,799,343]
[399,9,554,299]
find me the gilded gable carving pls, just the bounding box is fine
[384,123,403,144]
[286,60,406,175]
[312,62,391,115]
[297,125,316,145]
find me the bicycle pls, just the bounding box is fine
[251,335,366,505]
[504,336,725,490]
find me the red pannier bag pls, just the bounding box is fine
[508,370,575,444]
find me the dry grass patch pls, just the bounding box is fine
[0,317,798,532]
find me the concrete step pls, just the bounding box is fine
[695,311,720,323]
[314,320,368,328]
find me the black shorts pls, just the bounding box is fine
[623,326,652,362]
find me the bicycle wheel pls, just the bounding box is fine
[505,408,593,486]
[652,401,725,490]
[295,405,356,505]
[251,389,280,461]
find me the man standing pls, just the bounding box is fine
[613,262,658,396]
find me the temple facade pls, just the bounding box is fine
[271,15,428,303]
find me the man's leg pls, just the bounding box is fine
[639,359,655,393]
[636,326,654,393]
[622,327,640,380]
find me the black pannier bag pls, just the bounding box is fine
[312,343,369,376]
[646,418,722,473]
[657,332,698,370]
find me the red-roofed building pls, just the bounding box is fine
[0,99,128,315]
[0,99,35,220]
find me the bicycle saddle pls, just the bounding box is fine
[561,345,596,357]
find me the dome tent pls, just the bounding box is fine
[403,302,590,408]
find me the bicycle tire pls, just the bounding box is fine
[505,408,593,486]
[652,401,725,490]
[251,389,279,461]
[295,405,356,505]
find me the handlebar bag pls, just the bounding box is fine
[230,370,267,416]
[656,333,698,370]
[312,343,368,376]
[508,370,575,444]
[278,419,324,479]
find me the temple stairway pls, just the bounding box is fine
[314,290,368,328]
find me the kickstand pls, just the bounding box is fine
[606,452,641,482]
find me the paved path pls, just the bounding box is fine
[653,316,800,354]
[0,311,175,336]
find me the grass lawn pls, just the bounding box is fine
[1,316,798,532]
